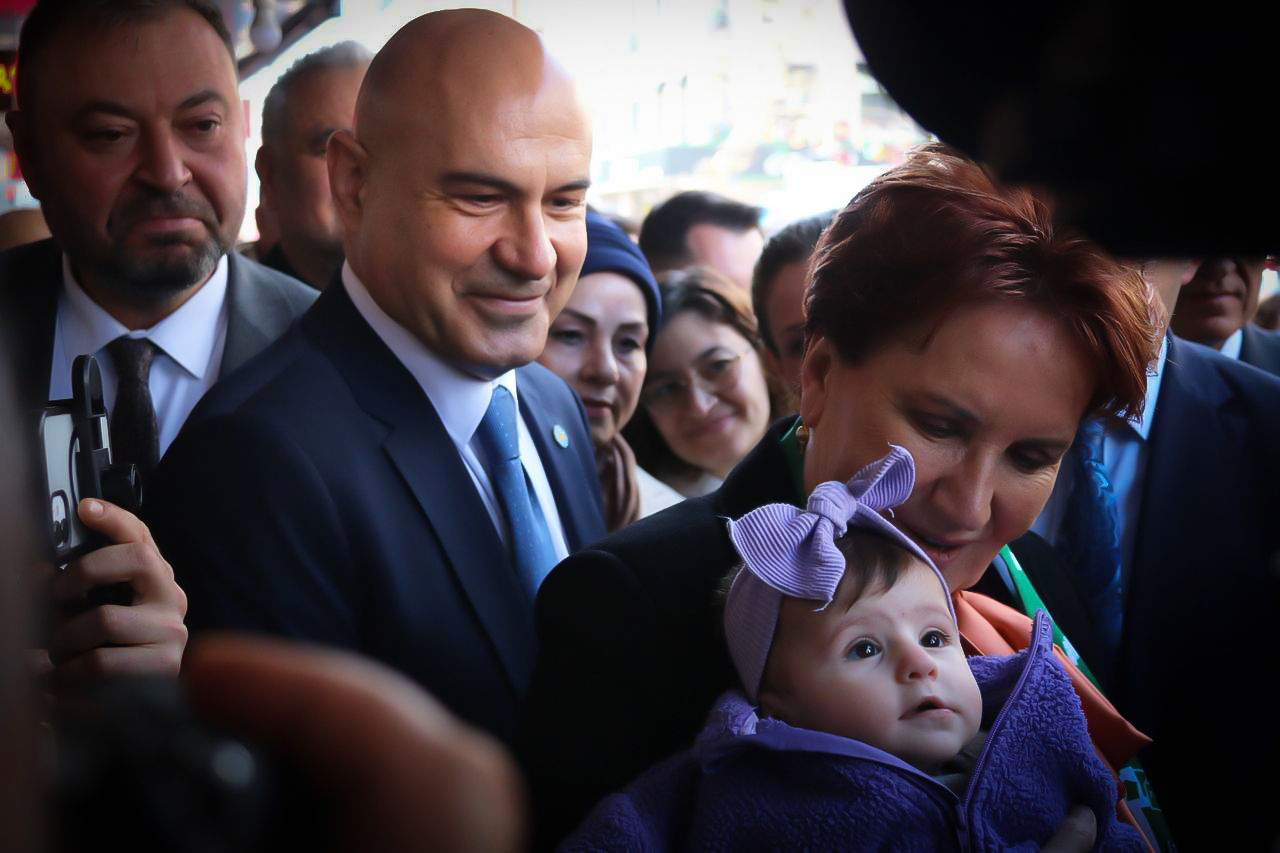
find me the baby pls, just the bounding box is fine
[722,450,984,782]
[561,446,1146,852]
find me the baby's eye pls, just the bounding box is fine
[847,640,881,660]
[920,629,949,648]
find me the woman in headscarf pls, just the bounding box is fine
[538,212,681,530]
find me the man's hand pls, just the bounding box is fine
[184,636,524,853]
[47,499,187,684]
[1041,804,1098,853]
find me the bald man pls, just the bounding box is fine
[146,11,606,746]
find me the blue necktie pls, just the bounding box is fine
[475,386,558,600]
[1057,418,1124,657]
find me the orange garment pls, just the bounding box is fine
[954,590,1154,851]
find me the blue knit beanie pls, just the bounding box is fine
[582,212,662,350]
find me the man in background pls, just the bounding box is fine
[0,0,315,483]
[1016,260,1280,849]
[256,41,371,289]
[750,211,832,401]
[1170,256,1280,376]
[0,0,314,685]
[639,190,763,290]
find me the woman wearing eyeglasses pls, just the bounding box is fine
[624,268,783,498]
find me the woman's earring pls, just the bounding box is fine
[795,423,810,449]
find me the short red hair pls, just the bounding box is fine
[805,144,1156,423]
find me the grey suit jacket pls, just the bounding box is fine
[0,238,316,413]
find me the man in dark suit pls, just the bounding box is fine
[1171,255,1280,377]
[255,41,371,290]
[1239,318,1280,375]
[0,0,313,687]
[147,9,606,746]
[1012,261,1280,849]
[0,0,315,472]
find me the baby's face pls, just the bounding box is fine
[759,559,983,772]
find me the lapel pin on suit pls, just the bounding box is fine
[553,424,570,448]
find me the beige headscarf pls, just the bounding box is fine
[595,435,641,532]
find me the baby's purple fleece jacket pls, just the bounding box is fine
[559,610,1145,852]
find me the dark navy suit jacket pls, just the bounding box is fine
[146,282,606,746]
[1006,335,1280,850]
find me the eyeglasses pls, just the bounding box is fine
[641,348,747,416]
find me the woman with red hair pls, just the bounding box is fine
[523,144,1165,851]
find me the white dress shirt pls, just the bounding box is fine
[636,467,684,519]
[1219,328,1243,361]
[340,263,569,561]
[1031,335,1169,592]
[48,254,229,456]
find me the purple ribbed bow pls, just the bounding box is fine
[724,445,954,699]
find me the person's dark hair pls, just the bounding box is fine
[639,191,762,274]
[625,267,782,482]
[717,527,918,617]
[261,41,373,148]
[751,212,834,356]
[805,143,1156,424]
[832,527,916,604]
[16,0,234,113]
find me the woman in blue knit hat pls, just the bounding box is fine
[538,212,682,530]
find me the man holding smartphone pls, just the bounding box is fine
[0,0,315,482]
[0,0,314,684]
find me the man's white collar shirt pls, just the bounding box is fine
[1219,328,1243,361]
[340,262,569,561]
[49,254,230,456]
[1031,335,1169,591]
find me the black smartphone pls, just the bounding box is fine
[36,355,141,564]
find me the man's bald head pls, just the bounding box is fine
[327,10,593,376]
[354,10,582,161]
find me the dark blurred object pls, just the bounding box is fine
[843,2,1278,257]
[51,679,277,853]
[47,639,516,853]
[183,635,524,853]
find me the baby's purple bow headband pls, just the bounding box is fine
[723,445,956,700]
